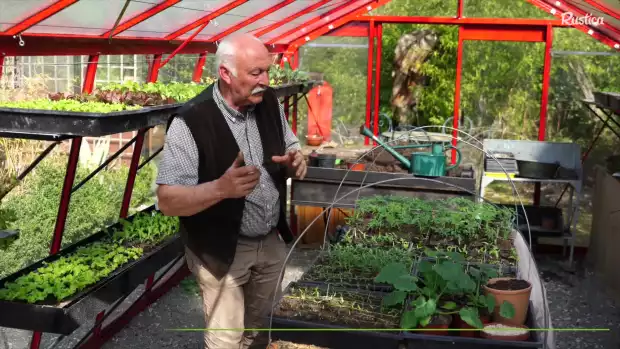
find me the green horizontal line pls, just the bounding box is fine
[166,328,610,332]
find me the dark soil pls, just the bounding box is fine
[488,279,530,291]
[273,285,401,329]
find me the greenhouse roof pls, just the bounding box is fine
[0,0,618,55]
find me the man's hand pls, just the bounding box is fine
[272,149,307,180]
[217,152,260,199]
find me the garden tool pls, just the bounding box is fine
[360,125,461,177]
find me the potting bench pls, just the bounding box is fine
[479,139,583,266]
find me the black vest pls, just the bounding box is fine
[167,83,294,280]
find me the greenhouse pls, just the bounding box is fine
[0,1,618,349]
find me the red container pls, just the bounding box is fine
[346,161,366,171]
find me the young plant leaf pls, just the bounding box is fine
[459,307,484,329]
[374,262,409,285]
[500,300,516,319]
[441,301,458,310]
[393,275,418,292]
[382,290,407,307]
[484,294,496,314]
[401,310,418,329]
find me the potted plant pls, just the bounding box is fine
[483,277,530,326]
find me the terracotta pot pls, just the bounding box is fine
[483,278,532,326]
[346,161,366,171]
[481,323,530,341]
[454,313,491,337]
[306,134,323,146]
[418,314,452,336]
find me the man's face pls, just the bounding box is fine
[228,48,272,106]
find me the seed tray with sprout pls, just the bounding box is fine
[298,244,415,292]
[269,284,404,349]
[344,196,519,270]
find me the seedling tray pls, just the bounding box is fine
[267,282,404,349]
[0,206,183,335]
[0,103,183,139]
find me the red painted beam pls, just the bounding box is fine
[267,0,360,44]
[461,25,546,42]
[82,55,99,93]
[193,53,207,82]
[0,35,287,56]
[160,21,209,68]
[209,0,296,42]
[325,22,369,37]
[254,0,332,38]
[548,0,620,36]
[165,0,247,41]
[0,55,4,80]
[356,15,567,26]
[101,0,181,38]
[2,0,77,36]
[581,0,620,21]
[286,0,392,49]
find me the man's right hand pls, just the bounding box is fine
[217,152,260,199]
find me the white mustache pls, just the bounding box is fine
[251,86,266,94]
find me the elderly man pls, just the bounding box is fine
[155,33,307,349]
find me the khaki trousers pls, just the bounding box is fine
[185,230,287,349]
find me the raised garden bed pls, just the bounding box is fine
[268,282,404,349]
[291,168,476,209]
[0,206,182,334]
[0,80,318,139]
[276,194,549,348]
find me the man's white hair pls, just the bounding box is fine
[215,34,265,78]
[215,37,237,77]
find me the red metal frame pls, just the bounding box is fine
[209,0,296,43]
[253,0,333,38]
[160,21,210,68]
[2,0,77,36]
[267,0,362,45]
[0,0,618,347]
[0,55,4,80]
[364,19,375,146]
[101,0,181,38]
[193,53,207,82]
[165,0,248,41]
[581,0,620,20]
[372,22,383,147]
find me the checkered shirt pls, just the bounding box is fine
[155,81,300,237]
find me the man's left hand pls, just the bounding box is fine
[272,150,307,180]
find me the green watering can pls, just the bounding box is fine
[360,126,461,177]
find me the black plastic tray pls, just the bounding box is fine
[0,103,184,139]
[0,206,184,334]
[267,282,404,349]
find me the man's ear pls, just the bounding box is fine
[219,66,233,84]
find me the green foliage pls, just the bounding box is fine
[269,63,310,86]
[0,242,142,303]
[375,251,510,329]
[0,99,141,113]
[0,209,178,304]
[98,80,213,102]
[0,156,157,279]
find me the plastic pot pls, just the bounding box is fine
[317,154,337,168]
[453,312,491,337]
[481,323,530,341]
[306,134,323,146]
[308,150,319,167]
[346,161,366,171]
[483,278,532,326]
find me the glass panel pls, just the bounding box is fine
[0,0,56,31]
[117,0,232,38]
[272,0,368,44]
[547,27,620,247]
[372,0,457,17]
[233,0,316,35]
[25,0,154,35]
[185,0,283,41]
[464,0,556,19]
